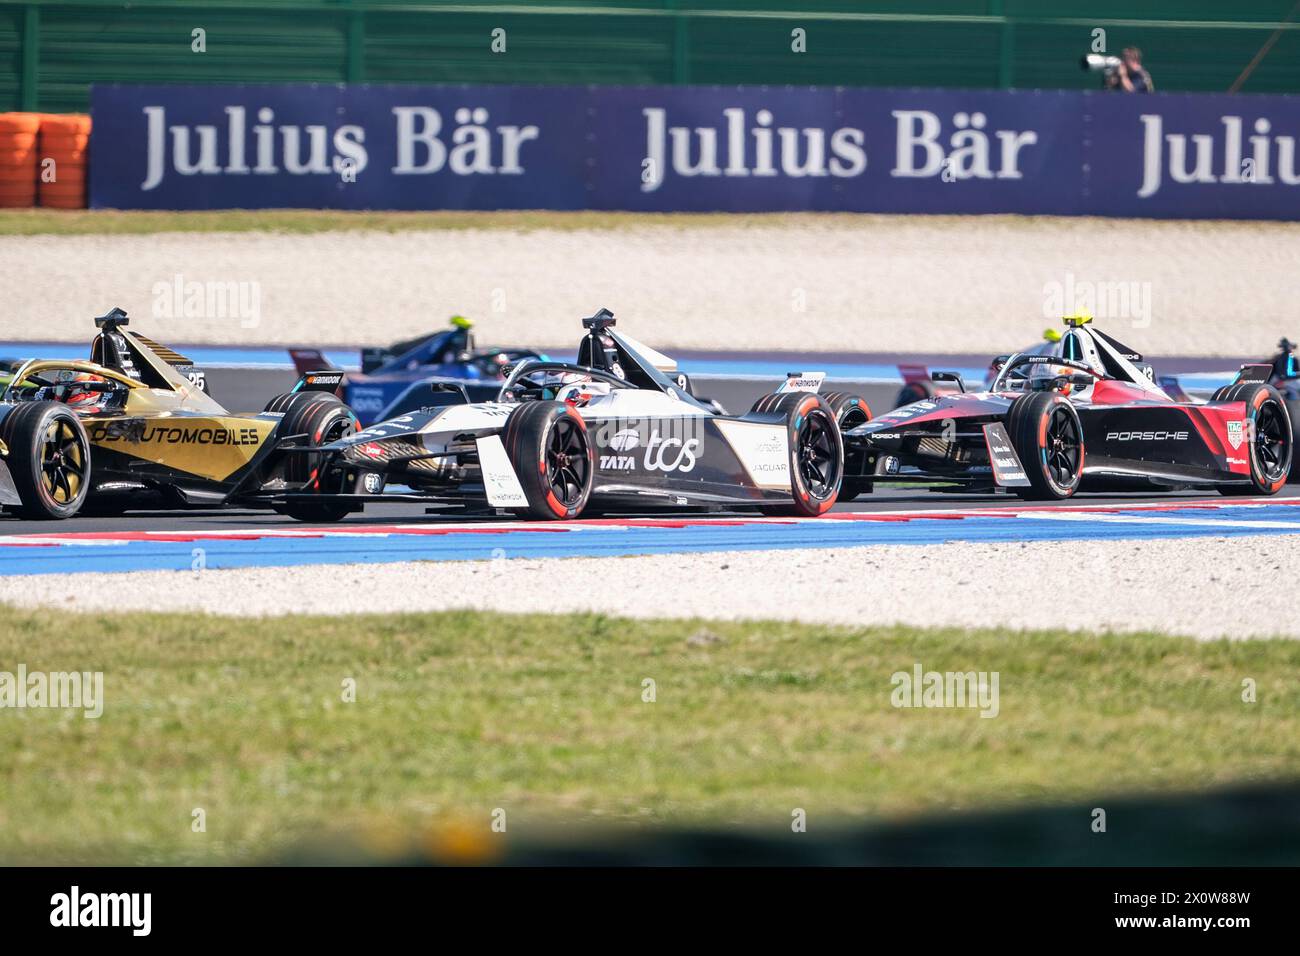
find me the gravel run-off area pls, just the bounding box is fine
[2,534,1295,640]
[4,214,1299,356]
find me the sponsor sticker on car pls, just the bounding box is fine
[982,423,1031,487]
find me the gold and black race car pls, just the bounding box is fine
[0,308,364,520]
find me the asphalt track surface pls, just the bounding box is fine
[5,479,1289,538]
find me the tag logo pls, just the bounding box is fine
[1226,420,1244,450]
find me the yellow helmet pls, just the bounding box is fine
[1063,312,1093,328]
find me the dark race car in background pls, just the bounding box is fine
[290,316,546,425]
[846,316,1292,500]
[261,309,873,521]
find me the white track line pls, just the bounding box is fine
[1016,512,1300,530]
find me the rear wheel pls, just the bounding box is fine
[1213,383,1291,496]
[756,392,843,517]
[822,390,873,500]
[1005,391,1083,500]
[0,402,91,519]
[502,401,594,519]
[271,392,361,522]
[1287,397,1300,484]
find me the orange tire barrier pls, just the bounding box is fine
[0,112,40,208]
[0,113,40,135]
[37,113,91,209]
[40,132,91,153]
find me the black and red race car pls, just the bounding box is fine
[844,316,1292,499]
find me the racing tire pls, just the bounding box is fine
[1287,397,1300,484]
[271,392,361,522]
[757,392,843,517]
[501,401,594,520]
[1005,391,1084,500]
[747,392,785,416]
[894,380,933,409]
[1210,382,1292,496]
[822,390,873,500]
[0,402,92,519]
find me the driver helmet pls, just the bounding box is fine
[63,372,110,410]
[1027,362,1086,396]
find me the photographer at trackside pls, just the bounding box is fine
[1113,46,1154,93]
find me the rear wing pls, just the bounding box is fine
[292,370,345,395]
[1157,375,1197,404]
[289,348,341,376]
[775,371,826,394]
[1232,364,1272,385]
[897,363,931,385]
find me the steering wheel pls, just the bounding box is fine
[497,360,631,403]
[993,353,1101,393]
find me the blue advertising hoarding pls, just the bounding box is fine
[89,84,1300,219]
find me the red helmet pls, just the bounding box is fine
[64,372,109,409]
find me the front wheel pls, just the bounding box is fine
[1005,391,1084,500]
[502,401,594,519]
[0,402,92,519]
[758,392,843,517]
[822,390,873,500]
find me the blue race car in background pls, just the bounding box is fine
[289,316,546,425]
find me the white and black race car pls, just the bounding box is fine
[259,309,871,521]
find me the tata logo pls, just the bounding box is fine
[610,428,640,452]
[645,431,699,473]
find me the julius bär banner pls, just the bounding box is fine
[89,84,1300,219]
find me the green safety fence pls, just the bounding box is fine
[2,1,1300,113]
